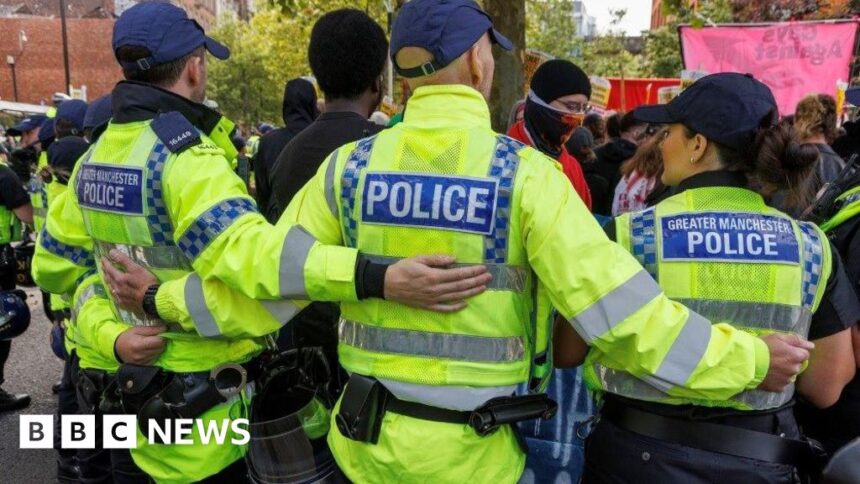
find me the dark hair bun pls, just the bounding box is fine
[754,124,818,192]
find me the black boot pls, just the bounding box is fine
[57,457,80,484]
[0,387,30,412]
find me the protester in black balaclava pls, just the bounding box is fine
[508,59,593,209]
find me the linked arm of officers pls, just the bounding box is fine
[13,1,860,482]
[37,121,827,399]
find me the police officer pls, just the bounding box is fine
[32,2,489,482]
[0,143,33,413]
[566,73,859,483]
[31,116,55,234]
[252,2,816,482]
[794,86,860,458]
[82,94,112,143]
[6,114,47,147]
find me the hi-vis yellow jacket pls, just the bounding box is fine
[281,84,771,484]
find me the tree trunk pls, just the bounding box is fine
[483,0,525,133]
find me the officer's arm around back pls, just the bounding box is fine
[162,134,361,304]
[520,148,772,400]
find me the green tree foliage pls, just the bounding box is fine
[208,2,388,129]
[640,0,732,78]
[576,9,648,78]
[525,0,580,59]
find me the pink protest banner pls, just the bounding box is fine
[679,20,858,115]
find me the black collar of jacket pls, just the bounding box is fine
[676,170,748,194]
[111,81,221,134]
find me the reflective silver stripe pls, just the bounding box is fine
[364,254,529,292]
[184,273,221,337]
[569,270,662,343]
[33,207,47,218]
[324,150,339,217]
[594,300,804,410]
[732,383,795,409]
[676,299,812,336]
[71,283,106,322]
[260,299,302,324]
[379,378,517,411]
[278,225,316,298]
[641,310,711,392]
[339,318,525,362]
[94,241,192,271]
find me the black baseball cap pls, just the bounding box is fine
[634,72,778,151]
[6,114,47,136]
[391,0,512,78]
[112,1,229,72]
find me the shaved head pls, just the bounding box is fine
[394,33,495,100]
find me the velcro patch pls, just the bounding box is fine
[361,172,498,235]
[150,112,200,153]
[661,212,799,264]
[76,164,144,215]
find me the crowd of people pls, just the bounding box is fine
[0,0,859,483]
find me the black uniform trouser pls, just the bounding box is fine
[54,351,80,470]
[196,458,249,484]
[75,366,148,484]
[0,243,17,387]
[582,414,800,484]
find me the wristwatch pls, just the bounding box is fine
[142,284,161,318]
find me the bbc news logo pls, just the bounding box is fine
[20,415,250,449]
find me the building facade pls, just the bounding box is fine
[573,0,597,38]
[0,0,249,104]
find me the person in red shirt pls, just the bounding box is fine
[508,59,593,209]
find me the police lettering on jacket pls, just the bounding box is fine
[661,212,799,264]
[361,172,498,235]
[76,164,144,215]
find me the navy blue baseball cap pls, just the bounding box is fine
[56,100,88,132]
[6,114,47,136]
[846,86,860,107]
[38,118,55,145]
[391,0,512,78]
[634,72,778,152]
[47,136,89,174]
[112,1,230,72]
[83,95,112,130]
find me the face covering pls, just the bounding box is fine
[523,90,584,158]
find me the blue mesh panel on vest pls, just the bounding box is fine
[630,207,658,280]
[177,198,258,261]
[798,222,824,309]
[484,136,523,263]
[340,136,377,248]
[40,227,94,267]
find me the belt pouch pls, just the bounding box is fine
[334,374,387,444]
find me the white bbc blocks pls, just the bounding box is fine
[19,415,53,449]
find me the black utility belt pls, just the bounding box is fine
[603,403,827,471]
[76,367,117,414]
[117,361,258,435]
[335,374,557,445]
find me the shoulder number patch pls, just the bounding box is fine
[361,172,498,235]
[661,212,799,264]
